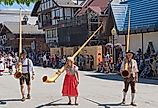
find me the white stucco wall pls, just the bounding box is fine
[117,31,158,53]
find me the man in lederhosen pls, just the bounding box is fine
[17,49,35,101]
[120,51,139,106]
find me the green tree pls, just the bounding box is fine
[0,0,39,6]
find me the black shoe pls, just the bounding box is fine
[131,102,137,106]
[75,103,79,105]
[21,97,26,102]
[121,99,125,105]
[26,94,31,99]
[68,102,71,105]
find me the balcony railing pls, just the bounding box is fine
[57,14,88,28]
[43,19,52,27]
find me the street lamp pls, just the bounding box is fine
[22,15,28,25]
[23,15,28,22]
[111,27,117,71]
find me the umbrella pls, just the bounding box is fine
[114,43,123,48]
[105,43,113,48]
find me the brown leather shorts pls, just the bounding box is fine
[19,73,30,85]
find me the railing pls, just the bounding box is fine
[43,19,52,27]
[57,14,88,28]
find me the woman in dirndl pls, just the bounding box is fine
[62,57,79,105]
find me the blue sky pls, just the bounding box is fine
[0,3,34,11]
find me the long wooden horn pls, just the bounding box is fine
[121,9,131,78]
[14,8,23,79]
[42,24,103,83]
[126,9,131,52]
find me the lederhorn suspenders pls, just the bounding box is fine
[27,58,30,74]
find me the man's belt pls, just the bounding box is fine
[22,73,29,74]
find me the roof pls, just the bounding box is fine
[88,6,102,15]
[54,0,75,6]
[3,22,44,34]
[0,10,30,15]
[112,0,158,33]
[0,10,37,25]
[31,1,41,16]
[77,0,110,16]
[31,0,81,16]
[111,3,128,31]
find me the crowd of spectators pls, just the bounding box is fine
[33,53,94,71]
[96,48,158,79]
[1,48,158,79]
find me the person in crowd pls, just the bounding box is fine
[42,53,47,68]
[80,54,84,70]
[150,57,157,77]
[105,52,110,62]
[120,51,139,106]
[0,52,5,76]
[116,57,122,72]
[62,57,79,105]
[6,53,13,75]
[14,52,19,63]
[89,55,94,70]
[56,54,59,68]
[52,54,56,68]
[97,62,105,73]
[109,55,113,72]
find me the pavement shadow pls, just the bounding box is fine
[82,97,123,108]
[0,101,7,105]
[0,99,21,102]
[36,98,70,108]
[85,73,158,85]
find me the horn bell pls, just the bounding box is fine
[14,72,22,79]
[121,70,130,78]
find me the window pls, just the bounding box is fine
[45,12,51,21]
[47,30,52,38]
[43,14,46,21]
[46,2,48,9]
[56,9,60,17]
[44,3,47,10]
[65,8,71,19]
[52,1,54,7]
[52,29,57,38]
[90,12,98,22]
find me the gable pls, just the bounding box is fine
[40,0,57,12]
[77,0,110,16]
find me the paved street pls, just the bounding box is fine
[0,67,158,108]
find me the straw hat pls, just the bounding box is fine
[126,50,134,54]
[126,50,135,56]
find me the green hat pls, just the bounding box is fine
[21,49,27,55]
[126,50,134,55]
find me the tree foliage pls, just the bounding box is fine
[0,0,39,6]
